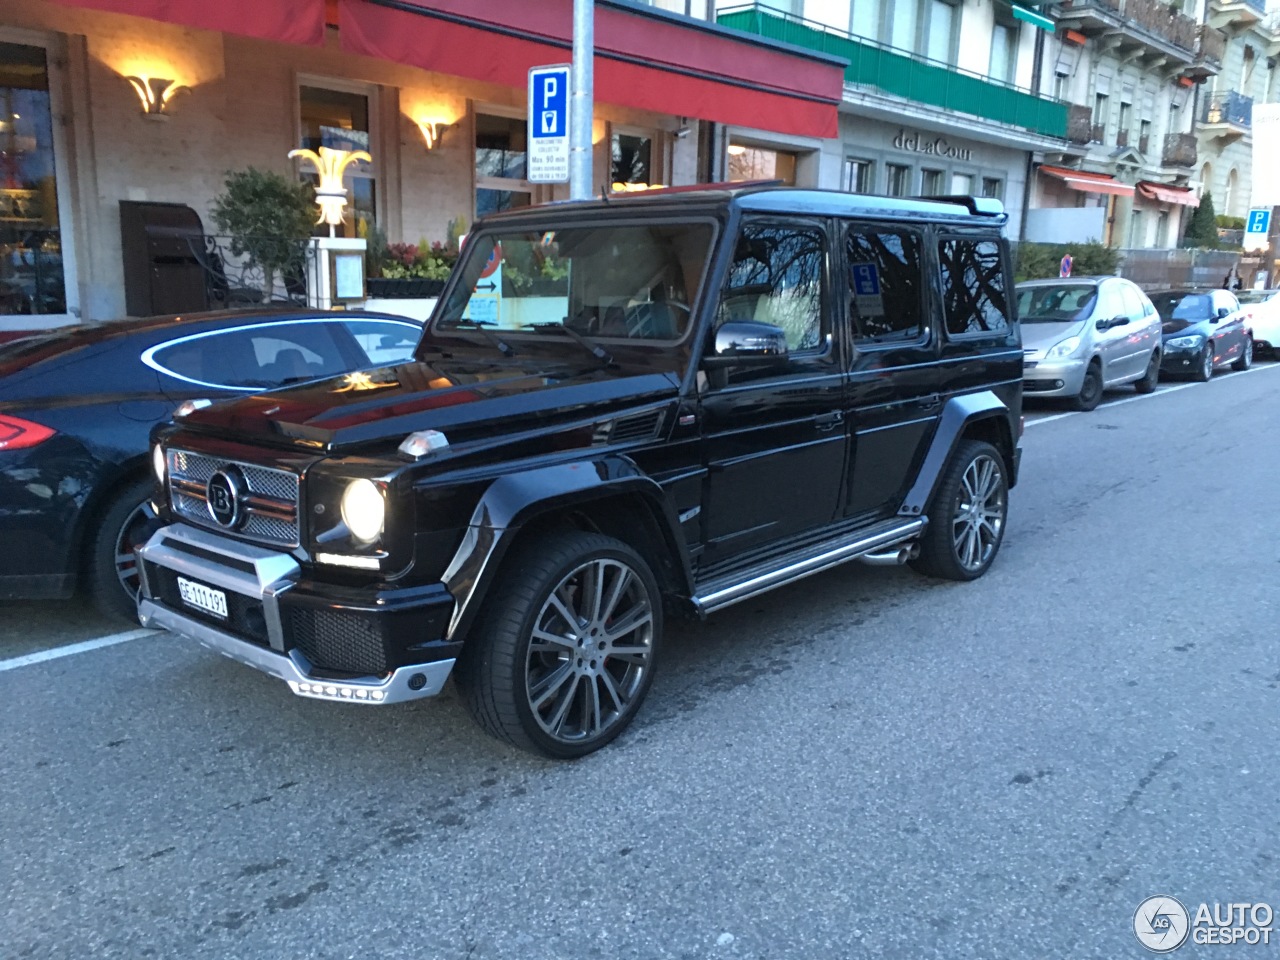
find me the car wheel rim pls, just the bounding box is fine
[525,557,654,745]
[1245,339,1253,365]
[952,455,1005,572]
[1203,350,1213,378]
[114,500,157,600]
[1082,370,1100,403]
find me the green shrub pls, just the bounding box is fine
[1182,192,1219,249]
[210,168,316,295]
[1215,214,1245,230]
[1014,240,1120,281]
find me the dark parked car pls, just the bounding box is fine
[139,186,1023,758]
[1151,288,1253,381]
[0,309,423,618]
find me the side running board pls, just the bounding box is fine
[690,517,926,616]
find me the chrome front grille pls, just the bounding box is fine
[168,449,301,546]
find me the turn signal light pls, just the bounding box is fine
[0,414,55,450]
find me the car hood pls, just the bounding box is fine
[175,356,682,453]
[1161,318,1212,338]
[1021,320,1086,354]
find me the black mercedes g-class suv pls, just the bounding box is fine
[138,186,1022,758]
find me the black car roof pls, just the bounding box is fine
[481,184,1008,228]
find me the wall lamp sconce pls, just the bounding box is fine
[126,76,188,120]
[416,120,452,151]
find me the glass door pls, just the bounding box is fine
[0,39,75,324]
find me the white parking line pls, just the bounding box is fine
[1025,360,1280,428]
[0,627,154,673]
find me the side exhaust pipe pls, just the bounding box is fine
[858,543,917,566]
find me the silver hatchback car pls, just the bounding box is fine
[1017,276,1163,411]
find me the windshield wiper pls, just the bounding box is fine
[437,318,515,358]
[522,323,613,366]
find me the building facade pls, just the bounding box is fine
[0,0,842,330]
[1196,0,1280,220]
[714,0,1070,240]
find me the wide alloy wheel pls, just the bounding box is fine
[1072,363,1103,411]
[1134,351,1160,393]
[457,531,661,758]
[1232,336,1253,371]
[87,477,160,623]
[910,439,1009,582]
[1193,345,1214,382]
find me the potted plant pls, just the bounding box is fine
[210,168,316,301]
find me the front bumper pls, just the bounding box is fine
[1022,357,1086,398]
[1161,344,1206,373]
[136,523,458,704]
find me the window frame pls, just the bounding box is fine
[935,233,1014,341]
[607,122,669,191]
[713,215,836,364]
[842,157,876,194]
[294,75,381,235]
[840,219,931,352]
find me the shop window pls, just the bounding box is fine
[938,238,1010,337]
[845,226,925,343]
[921,169,945,195]
[298,84,376,238]
[611,132,657,191]
[981,177,1003,200]
[727,144,797,186]
[885,164,911,197]
[475,113,532,218]
[950,172,974,195]
[0,42,65,316]
[843,158,875,193]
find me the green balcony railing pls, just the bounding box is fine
[717,4,1069,140]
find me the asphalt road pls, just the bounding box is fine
[3,364,1279,959]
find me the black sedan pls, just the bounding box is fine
[0,309,422,620]
[1151,288,1253,382]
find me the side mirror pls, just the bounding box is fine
[702,321,789,367]
[1215,307,1230,320]
[1096,315,1129,330]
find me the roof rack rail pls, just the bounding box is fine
[912,195,1005,217]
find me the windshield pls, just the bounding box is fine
[1015,284,1097,322]
[430,220,715,347]
[1151,293,1211,321]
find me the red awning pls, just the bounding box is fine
[47,0,326,46]
[1136,181,1200,207]
[338,0,844,139]
[1039,165,1135,197]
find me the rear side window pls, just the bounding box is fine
[938,238,1011,337]
[845,225,925,343]
[146,320,358,390]
[1119,284,1146,321]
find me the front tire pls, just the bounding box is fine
[1192,344,1214,382]
[1134,351,1160,393]
[910,440,1008,582]
[456,531,662,759]
[86,477,159,623]
[1232,336,1253,371]
[1071,361,1103,411]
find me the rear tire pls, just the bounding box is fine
[1134,351,1160,393]
[86,477,159,623]
[455,530,662,759]
[910,440,1008,582]
[1232,336,1253,371]
[1071,362,1103,411]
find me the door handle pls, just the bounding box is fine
[814,411,844,431]
[912,393,942,409]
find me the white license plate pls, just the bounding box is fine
[177,576,228,619]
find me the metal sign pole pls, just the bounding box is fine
[570,0,594,201]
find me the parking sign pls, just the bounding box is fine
[1246,209,1271,235]
[528,65,570,184]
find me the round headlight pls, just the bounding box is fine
[340,479,385,544]
[152,444,166,484]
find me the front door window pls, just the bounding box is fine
[0,42,65,317]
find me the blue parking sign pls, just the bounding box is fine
[851,263,881,296]
[1246,209,1271,235]
[528,65,571,183]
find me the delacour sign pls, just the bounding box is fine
[893,129,973,162]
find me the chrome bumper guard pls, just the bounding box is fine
[136,523,454,704]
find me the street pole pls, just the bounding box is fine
[570,0,594,201]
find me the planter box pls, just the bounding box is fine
[366,277,446,298]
